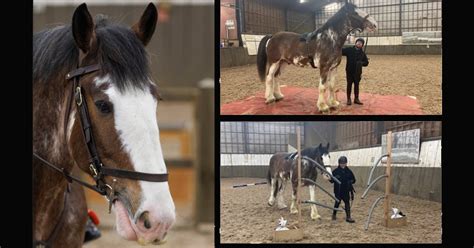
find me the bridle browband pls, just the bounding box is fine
[33,63,168,247]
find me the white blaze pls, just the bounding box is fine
[325,166,333,175]
[94,74,111,87]
[322,154,331,166]
[322,154,332,180]
[97,76,175,223]
[355,8,368,19]
[355,8,378,29]
[367,15,378,27]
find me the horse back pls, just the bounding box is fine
[269,152,293,176]
[266,32,306,62]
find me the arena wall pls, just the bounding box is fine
[221,139,441,202]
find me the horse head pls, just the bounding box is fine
[315,143,332,181]
[343,2,378,33]
[68,3,174,244]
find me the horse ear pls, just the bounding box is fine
[132,3,158,46]
[72,3,94,53]
[318,143,322,149]
[327,142,330,149]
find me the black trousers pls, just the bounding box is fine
[346,73,361,100]
[333,193,351,216]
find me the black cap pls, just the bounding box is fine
[338,156,348,164]
[355,38,365,45]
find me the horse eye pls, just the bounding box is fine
[95,100,112,114]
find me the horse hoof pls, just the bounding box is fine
[265,97,276,104]
[274,94,284,101]
[317,103,329,112]
[319,107,330,113]
[290,209,298,214]
[311,214,322,220]
[278,205,288,210]
[268,201,275,206]
[329,101,340,108]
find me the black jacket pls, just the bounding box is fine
[342,46,369,77]
[330,166,356,198]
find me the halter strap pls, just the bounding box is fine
[65,64,101,80]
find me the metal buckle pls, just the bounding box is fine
[89,163,98,177]
[105,179,117,214]
[75,86,83,106]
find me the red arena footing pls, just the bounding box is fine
[221,87,423,115]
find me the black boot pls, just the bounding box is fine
[353,80,362,105]
[346,209,355,223]
[347,80,352,106]
[332,210,337,220]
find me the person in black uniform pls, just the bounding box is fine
[342,38,369,105]
[330,156,356,223]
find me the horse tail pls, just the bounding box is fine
[257,34,272,82]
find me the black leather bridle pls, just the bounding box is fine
[33,63,168,247]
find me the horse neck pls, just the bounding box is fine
[33,174,68,241]
[33,69,74,165]
[317,15,353,50]
[33,70,75,238]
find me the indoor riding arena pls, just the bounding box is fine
[220,122,441,243]
[220,0,442,115]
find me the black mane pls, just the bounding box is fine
[33,15,151,92]
[301,145,328,159]
[321,3,355,30]
[286,144,329,161]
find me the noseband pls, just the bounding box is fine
[33,63,169,246]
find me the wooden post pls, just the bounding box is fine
[296,127,302,227]
[383,131,392,226]
[272,127,304,241]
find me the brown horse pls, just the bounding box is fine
[33,3,175,247]
[257,1,377,112]
[267,143,333,220]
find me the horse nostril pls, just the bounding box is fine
[138,211,152,229]
[144,219,151,229]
